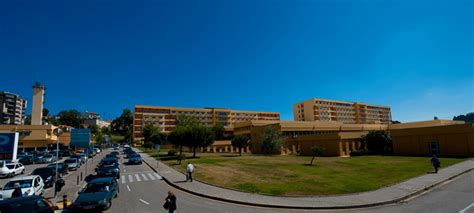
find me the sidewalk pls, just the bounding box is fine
[138,150,473,209]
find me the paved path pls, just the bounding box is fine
[138,149,473,209]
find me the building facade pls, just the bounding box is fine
[234,120,387,155]
[133,105,280,142]
[0,92,27,125]
[293,98,391,124]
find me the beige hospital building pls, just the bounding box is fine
[133,105,280,142]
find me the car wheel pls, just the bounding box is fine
[21,169,24,174]
[102,200,112,210]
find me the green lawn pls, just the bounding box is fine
[140,148,466,196]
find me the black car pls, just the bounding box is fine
[31,167,57,188]
[73,177,119,211]
[47,162,68,175]
[0,195,54,213]
[19,155,34,165]
[96,164,120,179]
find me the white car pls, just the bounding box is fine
[0,175,45,200]
[0,162,25,178]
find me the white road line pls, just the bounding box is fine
[460,203,474,213]
[139,199,150,205]
[147,173,156,180]
[135,174,142,182]
[141,173,148,181]
[126,185,131,192]
[121,176,126,184]
[154,173,162,180]
[128,175,133,183]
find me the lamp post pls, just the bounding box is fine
[53,128,63,198]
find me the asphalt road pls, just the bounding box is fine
[107,149,474,213]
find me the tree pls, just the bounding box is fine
[143,141,154,150]
[453,112,474,124]
[88,124,99,135]
[211,123,225,140]
[391,120,401,124]
[260,125,283,155]
[143,124,164,145]
[57,110,84,128]
[231,135,249,156]
[365,130,392,154]
[168,115,215,159]
[42,108,49,117]
[111,109,133,142]
[310,146,326,165]
[434,116,439,120]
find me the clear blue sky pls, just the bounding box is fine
[1,0,472,122]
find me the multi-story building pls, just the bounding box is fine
[0,92,27,125]
[133,105,280,142]
[293,98,391,124]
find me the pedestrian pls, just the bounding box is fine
[11,183,22,198]
[186,162,194,182]
[164,190,177,213]
[431,155,441,173]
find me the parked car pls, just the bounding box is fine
[73,177,119,211]
[47,162,68,175]
[77,154,88,164]
[127,154,142,165]
[0,176,45,200]
[0,162,25,178]
[18,156,34,165]
[64,158,79,171]
[38,154,56,164]
[31,168,57,188]
[70,155,84,165]
[0,195,55,213]
[94,148,101,154]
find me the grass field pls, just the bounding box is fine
[140,148,466,196]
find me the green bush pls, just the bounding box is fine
[167,149,177,156]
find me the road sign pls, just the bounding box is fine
[0,133,19,161]
[70,129,91,148]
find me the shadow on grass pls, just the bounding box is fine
[303,163,317,166]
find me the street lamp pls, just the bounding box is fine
[53,128,63,198]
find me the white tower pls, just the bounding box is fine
[31,82,45,125]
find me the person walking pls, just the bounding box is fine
[186,162,194,182]
[11,183,22,198]
[431,155,441,173]
[165,190,177,213]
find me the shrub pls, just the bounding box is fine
[167,149,177,156]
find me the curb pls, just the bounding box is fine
[142,157,473,210]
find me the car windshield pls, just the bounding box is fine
[0,161,4,167]
[6,165,15,169]
[4,179,32,190]
[65,159,76,163]
[83,183,111,193]
[44,155,53,158]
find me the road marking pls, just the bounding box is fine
[154,173,162,180]
[126,185,131,192]
[121,176,126,184]
[147,173,156,180]
[139,199,150,205]
[128,175,133,183]
[460,203,474,213]
[141,173,148,181]
[135,174,141,182]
